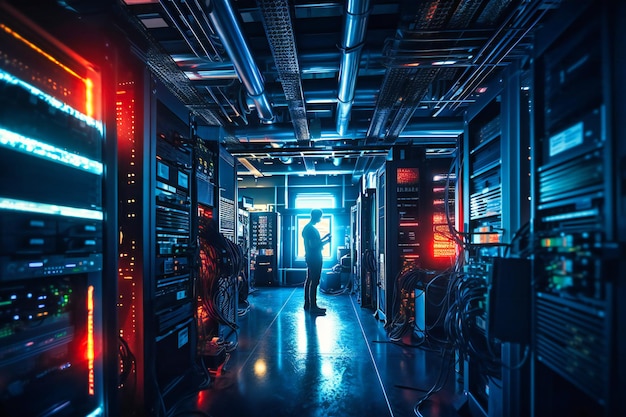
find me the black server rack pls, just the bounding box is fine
[531,2,623,415]
[376,153,456,325]
[193,135,240,363]
[250,212,281,287]
[238,208,251,302]
[0,6,108,416]
[356,188,376,308]
[117,68,195,415]
[461,61,532,417]
[216,145,238,338]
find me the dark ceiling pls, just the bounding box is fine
[13,0,563,179]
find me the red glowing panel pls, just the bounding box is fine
[433,241,456,258]
[87,285,95,396]
[198,205,213,219]
[432,213,447,224]
[432,216,456,259]
[396,167,419,185]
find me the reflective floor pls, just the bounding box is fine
[188,287,461,417]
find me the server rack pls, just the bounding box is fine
[461,61,531,417]
[216,145,238,337]
[356,189,376,308]
[376,151,456,325]
[0,6,107,415]
[117,66,195,416]
[531,2,623,415]
[238,208,251,302]
[250,212,281,287]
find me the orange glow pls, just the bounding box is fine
[0,23,100,118]
[0,23,84,82]
[432,213,447,223]
[433,241,456,258]
[433,213,456,258]
[85,78,94,117]
[87,285,95,396]
[400,222,419,227]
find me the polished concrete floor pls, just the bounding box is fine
[187,287,461,417]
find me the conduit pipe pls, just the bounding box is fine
[205,0,275,122]
[336,0,371,136]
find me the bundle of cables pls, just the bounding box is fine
[384,263,457,350]
[443,266,505,383]
[197,217,244,352]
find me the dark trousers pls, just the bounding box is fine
[304,258,322,308]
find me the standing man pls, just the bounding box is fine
[302,209,331,315]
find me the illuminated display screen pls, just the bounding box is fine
[396,167,419,185]
[296,215,332,259]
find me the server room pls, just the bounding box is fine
[0,0,624,416]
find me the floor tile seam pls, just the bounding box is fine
[349,294,396,417]
[234,287,298,377]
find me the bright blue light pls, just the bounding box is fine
[294,193,336,209]
[0,197,103,220]
[86,406,104,417]
[0,70,103,135]
[0,128,103,175]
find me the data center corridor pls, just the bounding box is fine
[182,287,460,417]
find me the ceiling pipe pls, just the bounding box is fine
[336,0,371,136]
[205,0,275,123]
[232,119,463,142]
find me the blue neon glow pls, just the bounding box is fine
[0,127,103,175]
[0,198,103,220]
[0,69,103,135]
[86,407,104,417]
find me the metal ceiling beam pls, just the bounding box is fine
[205,0,275,122]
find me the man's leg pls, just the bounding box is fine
[308,261,325,314]
[304,267,311,310]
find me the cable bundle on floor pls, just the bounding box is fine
[197,216,244,352]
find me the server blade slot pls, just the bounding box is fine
[539,153,603,203]
[536,337,606,402]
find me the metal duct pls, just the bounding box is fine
[336,0,371,136]
[205,0,275,122]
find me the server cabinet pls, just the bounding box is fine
[531,2,624,415]
[461,60,532,417]
[376,152,456,325]
[0,6,108,415]
[250,212,281,286]
[117,64,195,415]
[356,189,376,308]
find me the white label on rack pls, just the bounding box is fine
[549,121,583,157]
